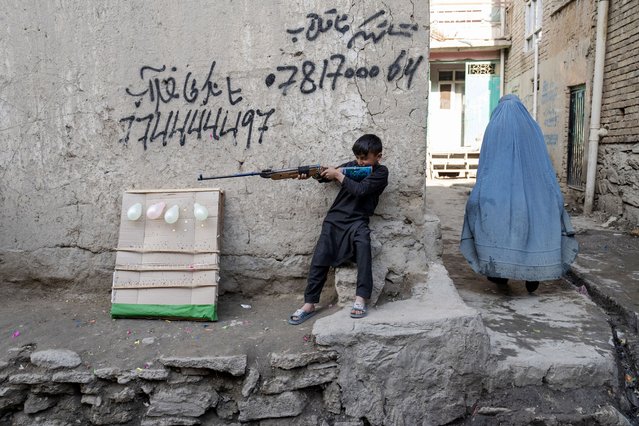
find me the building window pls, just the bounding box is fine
[439,71,454,81]
[525,0,542,52]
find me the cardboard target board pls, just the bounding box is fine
[111,189,223,321]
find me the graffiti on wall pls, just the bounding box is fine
[265,8,424,96]
[119,8,423,150]
[119,62,275,150]
[541,80,559,146]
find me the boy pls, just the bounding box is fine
[288,134,389,325]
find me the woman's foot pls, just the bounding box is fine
[487,276,509,285]
[525,281,540,293]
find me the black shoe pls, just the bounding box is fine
[525,281,540,293]
[487,276,509,285]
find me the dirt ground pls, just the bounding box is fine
[0,282,342,373]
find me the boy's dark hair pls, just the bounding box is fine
[352,134,383,156]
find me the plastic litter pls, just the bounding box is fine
[240,304,252,309]
[11,330,20,339]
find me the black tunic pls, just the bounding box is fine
[311,161,389,267]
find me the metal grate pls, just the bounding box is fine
[567,85,586,189]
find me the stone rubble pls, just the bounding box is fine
[0,346,354,424]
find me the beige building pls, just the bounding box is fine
[504,0,639,227]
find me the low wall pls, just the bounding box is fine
[596,144,639,228]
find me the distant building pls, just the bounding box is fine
[428,0,510,178]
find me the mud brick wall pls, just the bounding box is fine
[597,0,639,227]
[0,1,432,293]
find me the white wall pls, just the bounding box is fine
[0,0,431,293]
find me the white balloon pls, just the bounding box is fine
[164,204,180,224]
[193,203,209,221]
[127,203,142,221]
[146,202,166,220]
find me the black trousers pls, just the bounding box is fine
[304,226,373,304]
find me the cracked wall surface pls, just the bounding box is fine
[0,0,430,293]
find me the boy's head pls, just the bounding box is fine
[352,134,383,166]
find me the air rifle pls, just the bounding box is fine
[197,164,372,182]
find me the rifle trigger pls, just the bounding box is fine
[298,166,310,175]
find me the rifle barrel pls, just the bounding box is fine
[198,171,262,181]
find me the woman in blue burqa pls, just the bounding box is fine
[460,94,578,293]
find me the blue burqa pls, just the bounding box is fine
[460,95,578,281]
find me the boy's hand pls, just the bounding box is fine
[297,173,311,180]
[320,167,344,182]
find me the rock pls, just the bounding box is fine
[147,385,219,417]
[216,397,239,420]
[140,417,201,426]
[261,367,339,394]
[477,406,511,415]
[269,351,338,370]
[142,337,156,345]
[308,362,339,370]
[93,367,121,380]
[30,349,81,369]
[136,368,169,380]
[141,383,155,395]
[31,382,75,395]
[241,367,260,397]
[632,143,639,154]
[323,381,342,414]
[0,360,9,370]
[108,387,136,403]
[81,395,103,407]
[52,371,95,384]
[0,386,28,410]
[88,403,136,425]
[177,367,210,376]
[238,391,306,422]
[80,381,103,395]
[7,344,37,362]
[9,373,51,385]
[159,355,247,376]
[167,374,203,384]
[622,191,639,208]
[117,371,135,384]
[593,404,632,426]
[260,415,320,425]
[9,413,75,426]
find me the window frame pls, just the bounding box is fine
[524,0,543,52]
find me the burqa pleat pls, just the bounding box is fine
[460,94,578,281]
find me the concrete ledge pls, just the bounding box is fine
[313,260,490,425]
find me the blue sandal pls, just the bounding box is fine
[288,308,316,325]
[350,302,367,319]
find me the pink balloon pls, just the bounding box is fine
[146,202,166,220]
